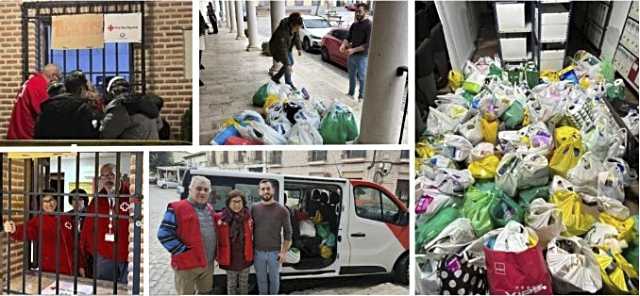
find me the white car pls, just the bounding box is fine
[179,169,409,293]
[300,15,334,52]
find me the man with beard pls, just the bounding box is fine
[251,179,292,294]
[157,176,216,294]
[80,163,130,284]
[339,3,371,101]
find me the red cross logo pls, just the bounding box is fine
[108,24,114,31]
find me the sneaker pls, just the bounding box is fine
[199,80,204,87]
[200,64,205,70]
[358,96,364,101]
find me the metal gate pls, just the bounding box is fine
[21,1,146,95]
[1,152,143,295]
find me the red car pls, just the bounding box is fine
[320,28,349,68]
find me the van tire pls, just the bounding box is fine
[303,37,311,52]
[392,253,409,285]
[161,184,167,189]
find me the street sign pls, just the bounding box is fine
[104,13,142,43]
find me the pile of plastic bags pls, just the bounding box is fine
[416,51,639,295]
[211,81,360,145]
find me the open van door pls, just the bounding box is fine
[344,180,409,275]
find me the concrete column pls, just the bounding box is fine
[228,0,236,33]
[235,1,245,40]
[357,1,408,144]
[224,1,229,27]
[270,1,285,33]
[246,1,260,50]
[269,1,286,73]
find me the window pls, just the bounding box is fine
[400,150,410,159]
[395,180,410,205]
[333,29,349,40]
[254,151,263,162]
[342,150,366,159]
[309,151,327,162]
[209,153,216,165]
[353,186,402,224]
[237,151,246,163]
[222,151,229,164]
[295,0,304,6]
[270,151,282,165]
[311,0,321,6]
[303,19,331,29]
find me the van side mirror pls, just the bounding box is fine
[397,211,409,226]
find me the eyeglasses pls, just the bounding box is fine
[42,198,56,204]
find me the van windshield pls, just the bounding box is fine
[192,175,280,211]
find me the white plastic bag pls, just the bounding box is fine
[287,122,323,145]
[584,223,627,253]
[236,121,287,145]
[495,152,520,197]
[492,221,531,252]
[423,218,476,260]
[597,169,625,202]
[429,168,475,196]
[293,109,322,129]
[426,107,457,136]
[595,195,629,220]
[470,142,495,161]
[299,219,316,237]
[442,134,473,162]
[458,115,484,145]
[567,152,604,188]
[622,108,639,136]
[525,198,565,247]
[546,236,602,293]
[518,153,550,190]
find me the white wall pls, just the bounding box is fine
[436,1,477,71]
[601,0,633,60]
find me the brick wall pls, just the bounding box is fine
[0,2,23,139]
[144,1,193,140]
[0,1,193,140]
[0,157,27,287]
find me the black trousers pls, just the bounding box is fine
[208,15,218,34]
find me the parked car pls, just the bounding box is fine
[179,169,409,293]
[149,175,158,184]
[321,28,349,68]
[300,15,333,52]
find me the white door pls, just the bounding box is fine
[346,185,406,272]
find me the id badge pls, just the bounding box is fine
[105,233,115,242]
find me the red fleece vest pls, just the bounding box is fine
[214,211,254,269]
[170,199,216,270]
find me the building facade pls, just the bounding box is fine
[180,150,410,203]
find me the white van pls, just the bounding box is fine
[179,168,409,292]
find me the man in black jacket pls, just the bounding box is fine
[34,70,102,139]
[269,13,303,90]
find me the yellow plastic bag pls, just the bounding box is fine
[481,117,498,144]
[549,126,585,176]
[600,212,635,242]
[320,245,333,259]
[550,190,596,236]
[448,70,464,91]
[312,211,323,224]
[540,70,560,82]
[416,141,436,159]
[469,155,500,179]
[263,95,281,112]
[594,248,639,294]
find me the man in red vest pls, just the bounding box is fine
[7,64,61,139]
[157,175,217,294]
[80,163,130,284]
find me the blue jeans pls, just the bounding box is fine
[274,52,295,87]
[347,53,368,98]
[96,255,128,284]
[253,250,280,295]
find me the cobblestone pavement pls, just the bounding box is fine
[148,186,180,295]
[199,17,361,144]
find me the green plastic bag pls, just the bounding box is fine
[519,185,549,207]
[252,82,280,107]
[624,242,639,273]
[501,100,524,129]
[490,195,525,228]
[462,183,501,236]
[416,207,460,249]
[317,222,331,239]
[319,103,359,144]
[600,57,615,83]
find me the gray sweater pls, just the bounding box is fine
[251,202,292,252]
[189,198,216,264]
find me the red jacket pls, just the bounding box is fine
[214,209,254,270]
[7,73,49,139]
[170,199,216,270]
[11,214,82,275]
[80,188,130,263]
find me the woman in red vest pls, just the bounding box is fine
[214,190,254,295]
[3,189,82,275]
